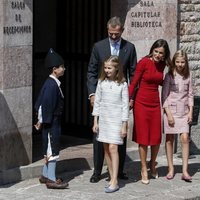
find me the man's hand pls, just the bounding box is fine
[92,124,99,134]
[90,95,95,107]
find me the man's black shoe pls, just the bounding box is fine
[90,174,101,183]
[118,173,128,180]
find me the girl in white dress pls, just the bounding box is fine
[162,50,194,182]
[92,56,129,193]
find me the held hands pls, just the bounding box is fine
[129,99,134,110]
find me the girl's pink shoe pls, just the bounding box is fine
[181,174,192,182]
[166,174,174,180]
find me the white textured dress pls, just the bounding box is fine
[92,79,129,145]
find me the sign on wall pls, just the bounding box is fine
[122,0,177,59]
[2,0,32,46]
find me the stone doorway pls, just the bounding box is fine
[33,0,111,161]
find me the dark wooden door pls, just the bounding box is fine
[56,0,111,137]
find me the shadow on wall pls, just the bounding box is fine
[24,0,32,12]
[0,92,29,185]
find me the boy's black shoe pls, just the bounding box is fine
[90,174,101,183]
[46,179,69,189]
[39,175,63,184]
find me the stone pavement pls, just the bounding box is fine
[0,153,200,200]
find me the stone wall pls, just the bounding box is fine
[111,0,177,149]
[111,0,200,153]
[178,0,200,154]
[0,0,33,183]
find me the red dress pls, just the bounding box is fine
[129,57,165,145]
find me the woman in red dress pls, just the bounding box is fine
[129,39,172,184]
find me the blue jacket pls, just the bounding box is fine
[35,77,64,156]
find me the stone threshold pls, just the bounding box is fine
[0,140,165,185]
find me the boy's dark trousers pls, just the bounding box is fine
[91,134,127,181]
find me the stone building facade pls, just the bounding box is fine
[0,0,199,184]
[178,0,200,153]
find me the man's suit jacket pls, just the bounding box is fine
[87,38,137,96]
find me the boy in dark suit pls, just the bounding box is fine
[34,48,68,189]
[87,16,137,183]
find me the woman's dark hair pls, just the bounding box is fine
[148,39,172,67]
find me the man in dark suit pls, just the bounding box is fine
[87,16,137,183]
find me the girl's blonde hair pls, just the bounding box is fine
[99,55,126,84]
[169,50,190,79]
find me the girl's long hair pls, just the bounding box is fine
[99,55,126,84]
[169,50,190,79]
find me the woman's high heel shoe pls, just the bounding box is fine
[148,160,159,179]
[141,172,149,185]
[151,172,159,179]
[166,173,174,180]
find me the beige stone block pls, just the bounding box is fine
[0,0,3,48]
[0,48,3,89]
[0,92,32,170]
[195,4,200,11]
[0,129,31,171]
[180,42,196,54]
[3,46,32,89]
[180,4,195,12]
[180,34,200,42]
[3,86,32,128]
[182,22,200,35]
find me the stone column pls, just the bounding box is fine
[0,0,32,184]
[111,0,177,149]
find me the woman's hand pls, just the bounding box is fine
[129,99,134,110]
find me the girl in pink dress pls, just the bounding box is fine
[162,50,194,182]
